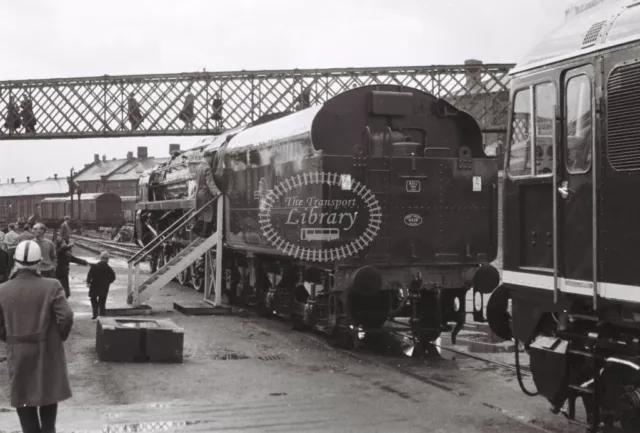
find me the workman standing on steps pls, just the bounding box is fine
[0,240,74,433]
[193,149,222,238]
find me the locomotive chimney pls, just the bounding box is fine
[169,143,180,155]
[127,151,134,161]
[94,154,100,164]
[464,59,483,92]
[137,146,148,159]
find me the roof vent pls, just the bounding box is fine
[582,20,607,47]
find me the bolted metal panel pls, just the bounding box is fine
[0,64,514,141]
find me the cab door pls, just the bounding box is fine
[555,65,596,298]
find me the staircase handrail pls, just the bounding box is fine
[128,195,220,266]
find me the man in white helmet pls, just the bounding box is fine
[0,240,73,433]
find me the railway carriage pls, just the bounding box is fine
[135,84,501,352]
[41,192,124,229]
[487,1,640,431]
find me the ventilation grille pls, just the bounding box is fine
[607,63,640,171]
[582,21,606,47]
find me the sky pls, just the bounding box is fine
[0,0,579,182]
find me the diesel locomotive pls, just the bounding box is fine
[135,84,500,351]
[487,1,640,431]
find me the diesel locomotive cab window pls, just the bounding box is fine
[565,75,592,173]
[507,82,555,177]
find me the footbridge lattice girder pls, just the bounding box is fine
[0,64,514,140]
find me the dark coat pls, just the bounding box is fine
[0,249,9,283]
[87,261,115,297]
[59,222,70,243]
[55,241,89,276]
[0,269,73,407]
[194,161,221,223]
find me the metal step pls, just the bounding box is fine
[134,233,219,305]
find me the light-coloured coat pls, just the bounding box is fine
[0,269,73,407]
[194,161,221,223]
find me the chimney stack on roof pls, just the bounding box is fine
[464,59,483,92]
[11,178,14,184]
[27,177,30,182]
[102,155,107,162]
[127,151,134,161]
[54,174,58,179]
[169,143,181,155]
[84,163,90,168]
[137,146,148,159]
[94,154,100,164]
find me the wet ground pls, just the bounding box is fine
[0,247,583,433]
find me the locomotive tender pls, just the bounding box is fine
[487,1,640,431]
[135,84,500,350]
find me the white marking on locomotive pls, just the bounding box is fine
[472,176,482,192]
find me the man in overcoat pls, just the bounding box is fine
[55,237,90,298]
[0,240,74,433]
[193,150,222,238]
[59,216,71,244]
[86,252,116,319]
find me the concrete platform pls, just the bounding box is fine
[105,304,153,316]
[173,301,232,316]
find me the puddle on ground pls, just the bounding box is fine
[210,352,250,361]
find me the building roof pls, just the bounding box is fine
[512,0,640,75]
[107,157,170,181]
[73,155,170,182]
[0,178,69,197]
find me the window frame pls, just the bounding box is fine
[506,80,557,179]
[563,72,593,175]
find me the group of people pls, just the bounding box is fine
[0,217,116,433]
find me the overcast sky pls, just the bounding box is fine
[0,0,577,182]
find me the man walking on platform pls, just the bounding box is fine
[193,149,222,238]
[55,237,89,298]
[0,240,74,433]
[86,252,116,319]
[32,223,57,278]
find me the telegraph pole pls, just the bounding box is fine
[68,168,75,219]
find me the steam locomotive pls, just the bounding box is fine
[487,1,640,431]
[135,84,500,351]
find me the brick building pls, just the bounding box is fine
[73,146,171,197]
[0,175,69,224]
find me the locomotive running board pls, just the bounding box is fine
[132,233,219,306]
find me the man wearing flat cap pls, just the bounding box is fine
[193,149,222,238]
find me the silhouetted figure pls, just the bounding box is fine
[179,89,195,128]
[4,96,21,133]
[20,97,36,133]
[193,150,221,238]
[127,94,143,130]
[87,251,116,319]
[295,89,311,111]
[211,96,223,128]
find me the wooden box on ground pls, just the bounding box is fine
[95,317,184,363]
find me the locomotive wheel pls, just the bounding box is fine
[191,260,204,293]
[486,285,513,341]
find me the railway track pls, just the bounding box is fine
[71,234,139,260]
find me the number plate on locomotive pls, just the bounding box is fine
[406,180,421,193]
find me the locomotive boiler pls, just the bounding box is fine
[136,84,500,351]
[487,1,640,431]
